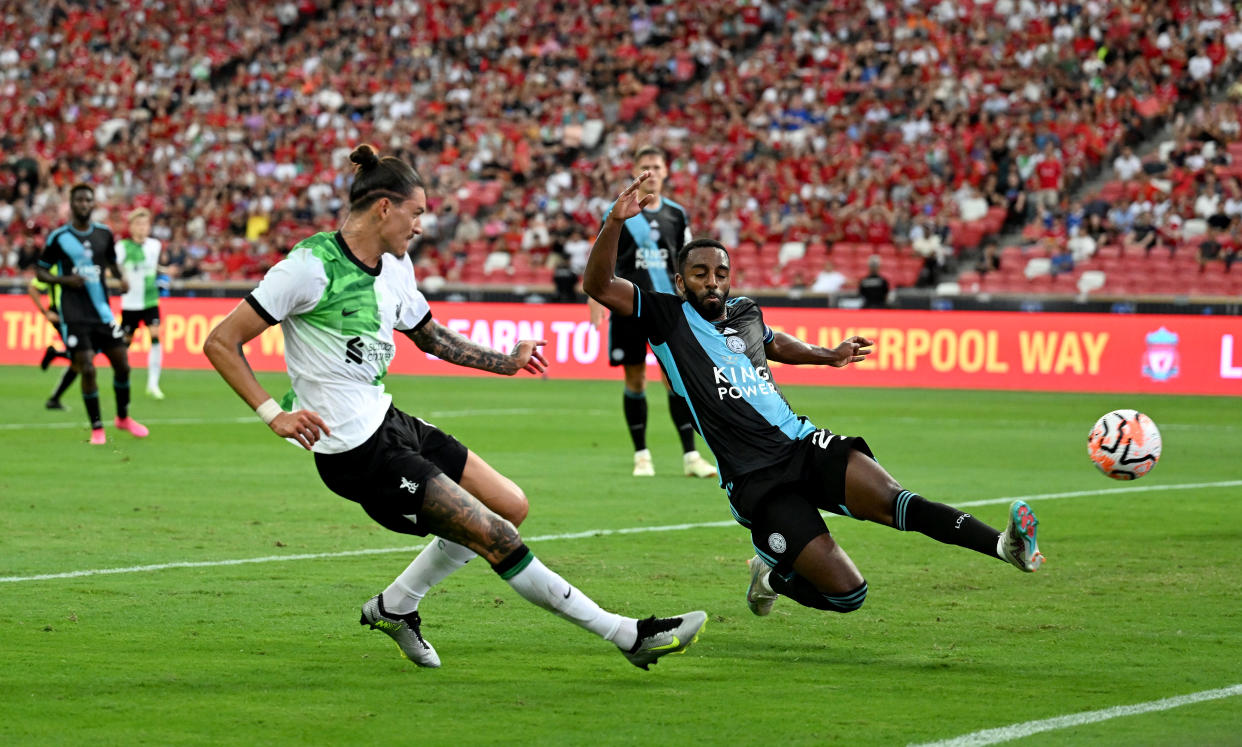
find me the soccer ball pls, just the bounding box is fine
[1087,409,1162,480]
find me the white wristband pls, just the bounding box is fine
[255,398,282,425]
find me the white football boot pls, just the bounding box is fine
[621,610,707,670]
[360,594,441,667]
[745,556,779,616]
[682,450,717,479]
[632,449,655,477]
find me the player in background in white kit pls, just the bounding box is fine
[116,208,168,399]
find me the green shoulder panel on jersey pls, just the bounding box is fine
[295,232,382,336]
[119,238,145,265]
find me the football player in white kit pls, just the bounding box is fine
[205,145,704,670]
[116,208,167,399]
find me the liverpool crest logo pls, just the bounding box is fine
[1141,327,1180,382]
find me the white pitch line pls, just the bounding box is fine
[0,520,737,583]
[0,408,610,431]
[875,416,1239,433]
[911,684,1242,747]
[0,417,256,430]
[425,408,609,418]
[956,479,1242,508]
[2,480,1238,584]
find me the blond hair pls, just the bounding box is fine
[128,207,152,223]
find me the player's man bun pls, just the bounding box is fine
[346,144,425,211]
[349,143,381,171]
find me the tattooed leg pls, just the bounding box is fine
[418,474,522,564]
[414,474,637,646]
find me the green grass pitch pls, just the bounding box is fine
[1,364,1239,745]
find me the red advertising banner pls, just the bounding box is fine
[2,296,1240,395]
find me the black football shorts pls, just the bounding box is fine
[62,320,126,355]
[314,405,469,536]
[607,313,650,367]
[120,306,161,336]
[725,432,874,574]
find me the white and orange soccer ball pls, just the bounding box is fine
[1087,409,1162,480]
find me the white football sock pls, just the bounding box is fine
[148,342,162,388]
[503,554,637,650]
[382,537,476,615]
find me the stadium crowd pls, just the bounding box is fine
[3,0,1242,299]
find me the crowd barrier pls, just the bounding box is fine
[2,297,1238,396]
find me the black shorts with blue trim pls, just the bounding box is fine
[725,431,874,575]
[607,312,649,367]
[313,405,469,536]
[62,320,126,355]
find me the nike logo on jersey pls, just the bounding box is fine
[342,308,359,316]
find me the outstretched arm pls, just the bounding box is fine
[765,333,873,367]
[204,302,330,449]
[404,320,547,376]
[582,173,656,317]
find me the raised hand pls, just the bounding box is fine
[607,171,657,224]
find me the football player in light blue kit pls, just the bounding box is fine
[36,183,148,444]
[585,173,1044,621]
[205,144,704,670]
[589,146,716,479]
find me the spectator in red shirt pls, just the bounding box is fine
[1034,142,1064,211]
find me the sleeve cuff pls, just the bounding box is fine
[245,293,279,325]
[410,309,433,333]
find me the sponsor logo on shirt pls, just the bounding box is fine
[713,364,778,399]
[634,246,668,270]
[345,336,396,365]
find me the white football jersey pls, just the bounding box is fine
[249,232,431,453]
[117,237,162,311]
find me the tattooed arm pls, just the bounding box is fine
[403,320,548,376]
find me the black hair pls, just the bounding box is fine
[347,144,425,211]
[69,183,94,198]
[633,145,667,163]
[677,238,729,275]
